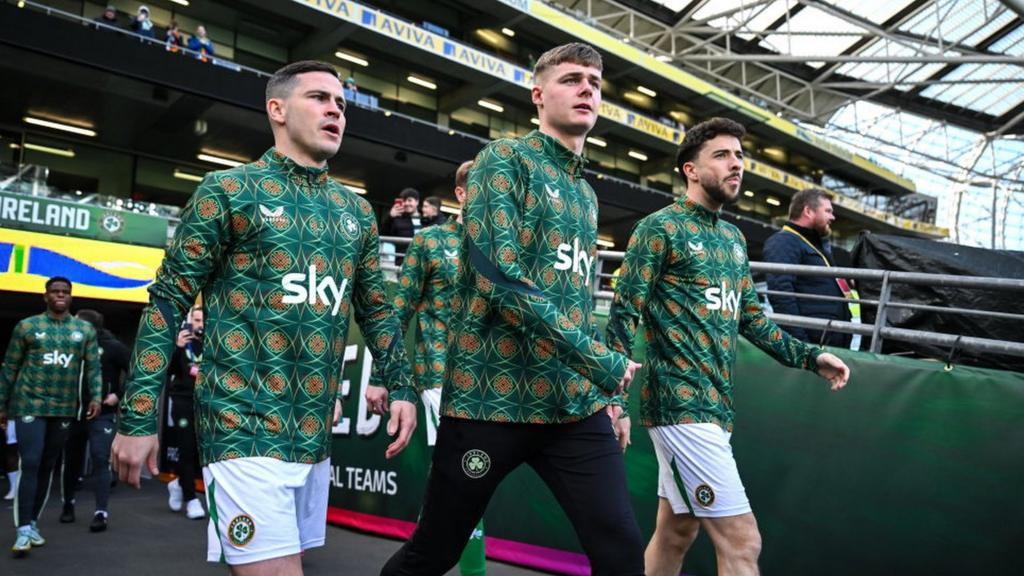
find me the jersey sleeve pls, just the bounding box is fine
[352,212,416,404]
[606,217,667,358]
[120,174,231,436]
[463,142,628,394]
[738,237,822,371]
[0,322,26,411]
[83,326,102,404]
[392,231,430,330]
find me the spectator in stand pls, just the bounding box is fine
[93,4,119,29]
[343,76,358,93]
[381,187,421,238]
[59,309,129,533]
[166,20,185,52]
[130,5,155,38]
[420,196,447,227]
[188,25,215,61]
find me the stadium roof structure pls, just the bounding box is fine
[551,0,1024,247]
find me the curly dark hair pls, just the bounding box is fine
[675,117,746,170]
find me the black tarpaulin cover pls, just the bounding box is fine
[852,233,1024,372]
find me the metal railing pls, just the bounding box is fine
[380,236,1024,360]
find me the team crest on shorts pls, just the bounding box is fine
[228,515,256,546]
[462,449,491,479]
[695,484,715,507]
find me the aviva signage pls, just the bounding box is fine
[0,228,163,303]
[297,0,684,144]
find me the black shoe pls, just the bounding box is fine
[59,502,75,523]
[89,512,107,533]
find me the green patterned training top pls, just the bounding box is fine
[393,219,463,391]
[119,148,414,465]
[443,130,629,424]
[0,313,101,418]
[606,197,822,431]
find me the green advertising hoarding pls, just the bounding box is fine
[328,318,1023,575]
[0,191,168,247]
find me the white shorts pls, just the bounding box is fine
[5,421,14,445]
[420,387,443,447]
[648,424,751,518]
[203,457,330,565]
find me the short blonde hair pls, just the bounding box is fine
[533,43,602,82]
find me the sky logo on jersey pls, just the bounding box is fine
[43,350,74,368]
[705,283,741,320]
[554,237,594,284]
[281,265,349,316]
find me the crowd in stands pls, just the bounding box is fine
[92,4,214,60]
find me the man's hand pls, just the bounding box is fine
[816,352,850,391]
[102,393,119,407]
[175,329,193,348]
[385,400,417,459]
[614,360,642,395]
[333,397,342,425]
[605,405,631,452]
[365,385,389,415]
[111,433,160,489]
[388,204,403,218]
[85,401,101,420]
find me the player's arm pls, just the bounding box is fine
[352,212,415,403]
[83,326,102,418]
[463,143,628,393]
[119,174,231,436]
[762,235,809,341]
[605,217,666,411]
[738,241,848,389]
[392,231,430,331]
[0,322,26,422]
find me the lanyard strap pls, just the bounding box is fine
[781,226,853,297]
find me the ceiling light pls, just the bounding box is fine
[407,75,437,90]
[622,37,630,44]
[10,142,76,158]
[586,136,607,148]
[744,190,755,197]
[478,99,504,113]
[627,150,648,162]
[335,50,368,67]
[24,116,96,137]
[655,55,672,62]
[448,129,456,135]
[501,27,515,37]
[333,177,367,195]
[173,169,204,182]
[766,197,781,206]
[530,117,540,126]
[384,111,392,117]
[637,85,657,98]
[197,153,245,167]
[169,0,189,6]
[596,236,615,248]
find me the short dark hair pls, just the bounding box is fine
[455,160,474,189]
[423,196,442,210]
[675,117,746,170]
[533,43,602,81]
[789,188,833,220]
[45,276,72,291]
[266,61,339,102]
[398,188,419,201]
[77,309,104,330]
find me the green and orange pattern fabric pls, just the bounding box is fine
[0,314,101,418]
[393,219,463,391]
[119,148,414,465]
[606,197,822,431]
[443,130,628,424]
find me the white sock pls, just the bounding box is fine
[7,471,18,487]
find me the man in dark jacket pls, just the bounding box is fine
[165,306,206,520]
[59,309,129,532]
[381,188,422,238]
[763,189,853,348]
